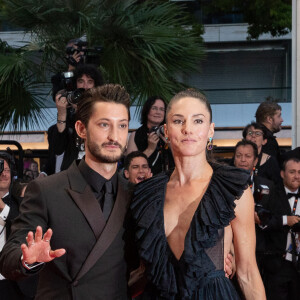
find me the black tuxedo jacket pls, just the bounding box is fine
[252,176,282,253]
[0,161,132,300]
[266,186,293,255]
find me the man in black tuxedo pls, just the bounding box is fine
[263,157,300,300]
[0,152,37,299]
[0,84,133,299]
[233,140,280,277]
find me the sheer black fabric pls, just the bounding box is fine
[130,164,249,299]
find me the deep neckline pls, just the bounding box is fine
[162,170,214,261]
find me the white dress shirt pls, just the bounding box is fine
[0,192,10,280]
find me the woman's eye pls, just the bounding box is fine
[173,119,183,124]
[120,123,128,129]
[99,123,108,127]
[194,119,203,124]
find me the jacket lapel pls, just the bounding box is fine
[66,162,106,239]
[74,174,132,281]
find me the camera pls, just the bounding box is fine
[66,40,102,65]
[149,125,168,144]
[61,71,85,105]
[291,216,300,232]
[150,125,165,137]
[255,204,272,226]
[0,159,3,175]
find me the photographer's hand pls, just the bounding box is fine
[287,215,300,227]
[21,226,66,266]
[144,132,159,157]
[254,212,261,225]
[55,91,68,133]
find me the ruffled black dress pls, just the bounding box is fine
[130,163,249,300]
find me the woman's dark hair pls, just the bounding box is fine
[166,89,212,123]
[242,122,267,139]
[140,96,166,126]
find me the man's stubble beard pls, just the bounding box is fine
[86,136,126,164]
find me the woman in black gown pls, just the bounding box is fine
[130,90,266,299]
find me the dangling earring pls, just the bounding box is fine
[207,137,213,151]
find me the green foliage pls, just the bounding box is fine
[0,40,51,130]
[200,0,291,39]
[0,0,205,129]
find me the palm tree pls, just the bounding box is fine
[0,0,205,130]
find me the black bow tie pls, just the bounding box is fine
[287,192,300,199]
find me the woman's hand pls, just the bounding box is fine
[147,132,159,152]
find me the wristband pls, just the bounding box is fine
[21,255,44,270]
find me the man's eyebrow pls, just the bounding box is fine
[95,118,128,122]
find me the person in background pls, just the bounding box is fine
[243,121,281,185]
[123,151,152,184]
[44,64,103,175]
[0,151,37,299]
[126,96,174,176]
[255,101,283,163]
[263,157,300,300]
[233,139,279,282]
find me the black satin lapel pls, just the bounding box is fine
[74,176,131,281]
[67,186,106,239]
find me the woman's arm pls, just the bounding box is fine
[126,131,138,155]
[231,188,266,300]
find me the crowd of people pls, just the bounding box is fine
[0,40,299,300]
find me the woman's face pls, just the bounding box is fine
[245,126,266,152]
[165,97,214,157]
[147,99,165,126]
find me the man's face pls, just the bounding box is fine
[76,101,129,164]
[0,160,11,193]
[124,156,151,184]
[76,74,95,90]
[234,145,258,172]
[281,160,300,192]
[270,109,283,133]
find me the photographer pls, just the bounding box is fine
[51,38,87,100]
[44,64,103,175]
[233,140,280,277]
[263,157,300,300]
[126,96,174,175]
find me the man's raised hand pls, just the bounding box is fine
[21,226,66,265]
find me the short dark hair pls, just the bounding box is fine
[73,64,104,87]
[233,139,259,159]
[0,151,15,181]
[124,151,149,170]
[282,157,300,171]
[166,89,212,123]
[255,101,282,124]
[76,84,130,127]
[242,122,267,139]
[140,96,166,126]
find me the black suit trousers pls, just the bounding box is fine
[265,259,300,300]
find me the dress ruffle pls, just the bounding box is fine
[130,163,249,299]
